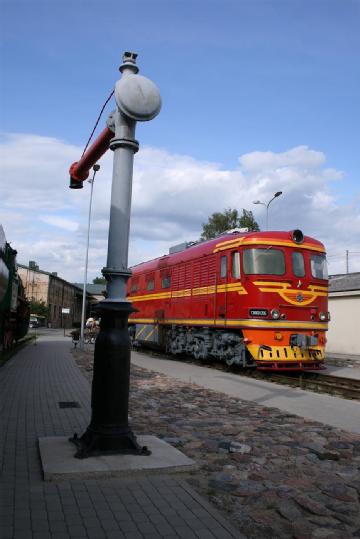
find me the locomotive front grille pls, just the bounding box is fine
[255,345,324,362]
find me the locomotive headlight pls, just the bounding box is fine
[271,309,280,320]
[319,312,327,321]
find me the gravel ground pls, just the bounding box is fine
[73,347,360,539]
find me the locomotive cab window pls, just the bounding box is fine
[292,252,305,277]
[243,248,285,275]
[310,254,328,280]
[231,252,240,278]
[220,256,227,278]
[146,280,155,291]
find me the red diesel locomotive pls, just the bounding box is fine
[127,229,329,370]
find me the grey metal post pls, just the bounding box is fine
[70,52,161,458]
[104,110,137,299]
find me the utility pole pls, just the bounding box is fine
[68,52,161,458]
[346,250,349,274]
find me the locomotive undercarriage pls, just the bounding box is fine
[164,325,255,367]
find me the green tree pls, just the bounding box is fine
[238,209,260,231]
[92,276,106,284]
[29,299,49,318]
[200,208,259,240]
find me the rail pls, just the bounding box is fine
[237,370,360,401]
[139,348,360,401]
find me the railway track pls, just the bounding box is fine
[137,348,360,401]
[239,370,360,401]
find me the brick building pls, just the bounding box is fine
[18,262,92,329]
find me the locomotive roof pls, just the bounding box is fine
[131,230,325,274]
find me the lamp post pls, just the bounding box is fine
[253,191,283,230]
[80,164,100,349]
[69,52,161,458]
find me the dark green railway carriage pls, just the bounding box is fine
[0,226,29,352]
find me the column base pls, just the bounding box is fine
[69,428,150,459]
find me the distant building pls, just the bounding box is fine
[18,262,93,329]
[327,273,360,356]
[72,283,106,314]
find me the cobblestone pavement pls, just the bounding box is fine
[74,348,360,539]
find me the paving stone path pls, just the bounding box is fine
[0,335,240,539]
[75,348,360,539]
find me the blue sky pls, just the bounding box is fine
[1,0,359,279]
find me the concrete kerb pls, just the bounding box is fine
[39,435,198,481]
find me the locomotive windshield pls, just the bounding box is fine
[292,252,305,277]
[243,248,285,275]
[310,254,328,280]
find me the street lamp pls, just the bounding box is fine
[253,191,283,230]
[80,164,100,349]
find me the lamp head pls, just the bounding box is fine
[274,191,282,197]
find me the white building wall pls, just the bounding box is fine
[327,292,360,355]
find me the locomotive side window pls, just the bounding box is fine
[161,276,171,289]
[243,248,285,275]
[146,272,155,291]
[292,252,305,277]
[231,252,240,278]
[130,281,138,293]
[220,256,227,278]
[310,254,328,280]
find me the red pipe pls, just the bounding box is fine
[69,127,114,185]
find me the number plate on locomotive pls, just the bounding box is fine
[249,309,268,317]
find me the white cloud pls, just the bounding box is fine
[0,133,359,281]
[239,145,326,171]
[40,215,79,231]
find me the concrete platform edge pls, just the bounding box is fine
[39,434,198,482]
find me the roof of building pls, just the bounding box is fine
[18,263,93,296]
[329,272,360,293]
[18,262,63,279]
[72,283,106,296]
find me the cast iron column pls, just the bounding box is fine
[70,52,161,458]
